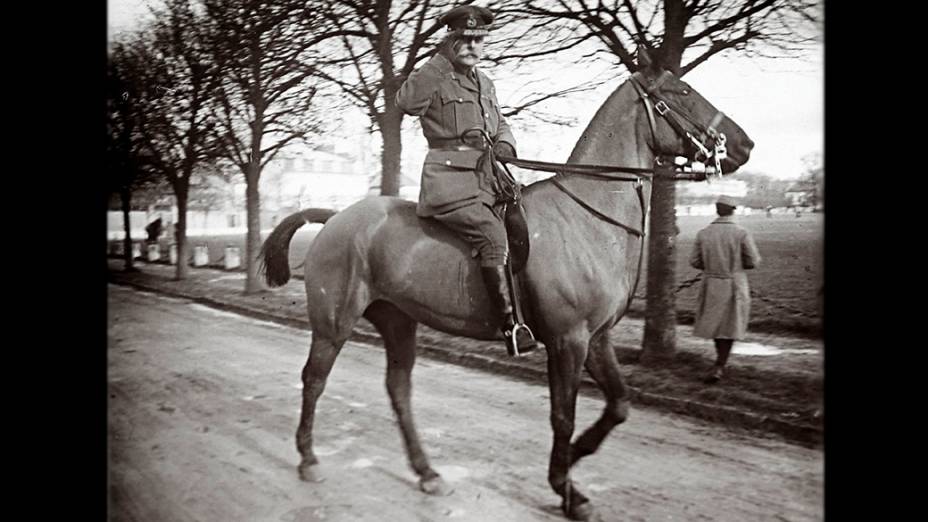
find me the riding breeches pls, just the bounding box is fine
[431,201,508,267]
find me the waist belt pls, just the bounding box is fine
[427,137,485,151]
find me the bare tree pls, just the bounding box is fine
[308,0,463,197]
[128,0,222,281]
[108,36,169,272]
[202,0,339,294]
[515,0,821,361]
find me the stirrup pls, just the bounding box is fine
[504,323,537,357]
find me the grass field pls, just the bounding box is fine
[121,212,823,337]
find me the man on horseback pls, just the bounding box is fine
[395,5,538,356]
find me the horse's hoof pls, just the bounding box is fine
[298,461,324,483]
[419,475,454,496]
[563,499,595,521]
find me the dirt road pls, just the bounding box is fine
[108,284,822,521]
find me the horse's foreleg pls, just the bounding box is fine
[569,333,630,468]
[545,332,594,521]
[364,301,451,496]
[296,334,345,482]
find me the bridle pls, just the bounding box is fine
[465,69,734,310]
[629,70,729,179]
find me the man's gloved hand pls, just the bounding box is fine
[494,141,516,158]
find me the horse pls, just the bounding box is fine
[259,50,753,521]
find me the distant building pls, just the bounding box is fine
[675,177,748,215]
[261,145,370,214]
[785,178,820,209]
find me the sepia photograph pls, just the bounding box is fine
[107,1,824,520]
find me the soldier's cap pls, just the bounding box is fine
[716,195,738,208]
[439,5,495,36]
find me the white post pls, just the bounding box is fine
[147,243,160,262]
[224,246,241,270]
[169,244,178,265]
[193,245,209,267]
[131,242,142,259]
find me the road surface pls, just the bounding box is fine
[108,284,822,521]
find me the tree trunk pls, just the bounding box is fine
[243,170,264,294]
[641,17,686,363]
[119,186,136,272]
[641,171,678,363]
[174,189,190,280]
[379,100,403,196]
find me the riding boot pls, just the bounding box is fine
[480,265,539,356]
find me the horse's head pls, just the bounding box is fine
[631,47,754,175]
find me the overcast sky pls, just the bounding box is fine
[108,0,823,180]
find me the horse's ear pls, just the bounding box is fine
[636,44,653,70]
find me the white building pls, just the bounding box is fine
[261,145,371,212]
[675,178,749,216]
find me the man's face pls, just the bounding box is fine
[450,36,485,68]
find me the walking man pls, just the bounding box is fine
[395,4,538,356]
[689,195,762,383]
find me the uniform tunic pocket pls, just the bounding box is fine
[440,84,480,136]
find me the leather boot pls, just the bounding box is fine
[480,265,538,356]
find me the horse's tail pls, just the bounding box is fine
[259,208,337,287]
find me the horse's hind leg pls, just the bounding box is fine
[569,332,630,468]
[363,300,452,496]
[296,333,346,482]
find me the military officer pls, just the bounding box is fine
[395,4,537,356]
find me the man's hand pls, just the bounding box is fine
[494,141,516,158]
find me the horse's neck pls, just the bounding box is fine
[567,80,651,168]
[542,80,651,227]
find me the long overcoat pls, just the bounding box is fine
[395,54,516,216]
[689,215,762,339]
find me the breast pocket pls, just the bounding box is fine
[440,85,480,136]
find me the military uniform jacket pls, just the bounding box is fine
[688,216,762,340]
[395,54,516,216]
